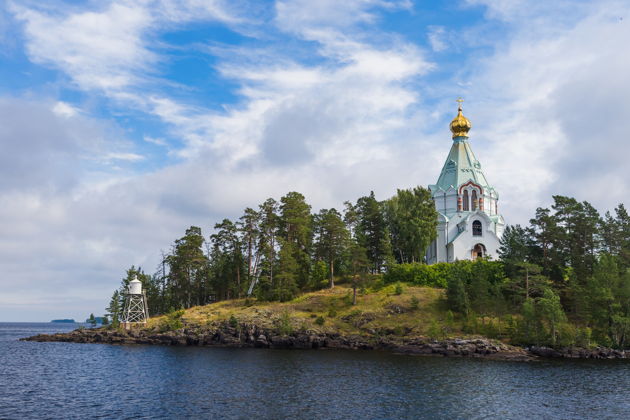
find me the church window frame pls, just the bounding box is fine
[471,190,478,211]
[463,190,469,211]
[472,220,482,236]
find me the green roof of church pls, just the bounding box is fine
[429,136,495,196]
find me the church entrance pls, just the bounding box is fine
[472,243,486,259]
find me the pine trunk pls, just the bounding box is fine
[329,258,334,288]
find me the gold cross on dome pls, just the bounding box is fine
[456,97,464,110]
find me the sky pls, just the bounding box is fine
[1,0,629,321]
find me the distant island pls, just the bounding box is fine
[51,319,75,323]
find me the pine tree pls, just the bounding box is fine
[385,186,437,263]
[238,207,261,295]
[211,219,244,299]
[498,224,534,277]
[529,207,565,283]
[88,313,96,327]
[538,288,567,346]
[503,262,551,305]
[106,290,121,328]
[279,192,312,289]
[314,208,350,288]
[348,241,369,305]
[447,275,469,316]
[257,198,280,295]
[167,226,209,307]
[355,191,392,273]
[275,239,299,301]
[518,298,539,345]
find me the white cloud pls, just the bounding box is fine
[52,101,80,118]
[104,152,145,162]
[11,0,242,95]
[13,2,154,91]
[4,0,630,321]
[0,97,137,193]
[457,0,630,223]
[275,0,411,34]
[427,25,447,52]
[143,136,167,146]
[1,0,437,321]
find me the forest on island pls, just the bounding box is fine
[106,187,437,319]
[105,190,630,349]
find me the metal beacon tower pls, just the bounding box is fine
[122,275,149,329]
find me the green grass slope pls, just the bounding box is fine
[145,283,481,340]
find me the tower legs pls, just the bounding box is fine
[122,293,149,329]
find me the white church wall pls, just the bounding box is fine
[425,103,505,264]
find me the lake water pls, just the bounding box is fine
[1,323,630,419]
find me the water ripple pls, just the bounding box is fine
[1,323,630,420]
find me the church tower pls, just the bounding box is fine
[426,100,505,263]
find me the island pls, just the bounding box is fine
[21,120,630,362]
[25,283,629,361]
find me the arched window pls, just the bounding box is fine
[471,190,478,210]
[463,190,469,211]
[472,220,482,236]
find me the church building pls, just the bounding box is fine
[426,101,505,263]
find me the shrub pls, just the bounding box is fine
[383,260,505,289]
[447,276,470,315]
[370,278,385,291]
[482,319,500,339]
[277,309,293,335]
[159,309,185,332]
[394,282,403,295]
[557,323,577,348]
[445,310,455,333]
[311,260,328,289]
[384,263,448,288]
[576,327,592,348]
[428,320,442,340]
[229,315,238,328]
[462,315,479,334]
[315,316,325,326]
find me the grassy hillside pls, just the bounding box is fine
[144,282,480,340]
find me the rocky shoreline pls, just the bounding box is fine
[22,323,630,361]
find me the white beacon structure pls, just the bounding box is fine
[129,278,143,295]
[122,275,149,329]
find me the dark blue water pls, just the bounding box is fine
[2,323,630,419]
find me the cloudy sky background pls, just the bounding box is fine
[1,0,629,321]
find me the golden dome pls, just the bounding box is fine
[449,99,471,138]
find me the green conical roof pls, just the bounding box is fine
[429,136,494,196]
